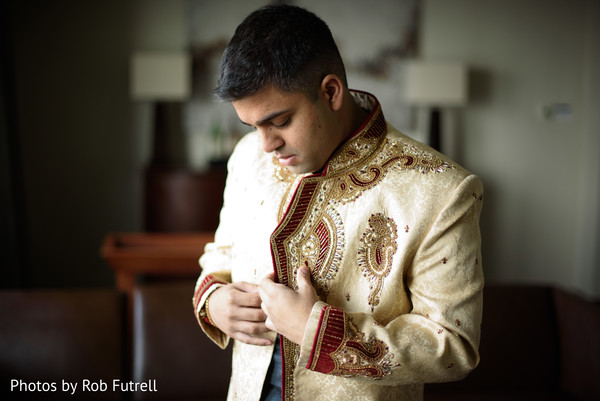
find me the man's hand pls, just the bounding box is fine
[208,282,273,346]
[259,265,319,345]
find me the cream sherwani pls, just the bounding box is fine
[194,91,484,401]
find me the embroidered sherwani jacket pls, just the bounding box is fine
[193,92,484,401]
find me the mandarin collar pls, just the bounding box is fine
[323,90,387,177]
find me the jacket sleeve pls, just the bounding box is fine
[298,174,484,385]
[192,141,248,349]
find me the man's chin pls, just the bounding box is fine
[285,166,305,174]
[290,164,325,175]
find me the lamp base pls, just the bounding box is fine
[429,107,441,151]
[150,101,186,166]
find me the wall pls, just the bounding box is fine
[130,0,189,167]
[1,0,22,287]
[575,0,600,299]
[421,0,600,297]
[9,0,137,287]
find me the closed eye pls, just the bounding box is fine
[273,117,291,129]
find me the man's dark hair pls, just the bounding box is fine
[214,5,347,102]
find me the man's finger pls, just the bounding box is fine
[297,264,312,290]
[264,317,276,331]
[232,281,260,293]
[231,304,267,323]
[233,332,272,346]
[259,275,278,298]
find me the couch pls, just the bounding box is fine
[1,282,599,400]
[426,285,600,401]
[0,281,230,401]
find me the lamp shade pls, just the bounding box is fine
[405,62,467,106]
[130,51,191,100]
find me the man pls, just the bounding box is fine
[193,5,484,401]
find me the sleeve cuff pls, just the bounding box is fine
[304,303,346,374]
[301,302,394,380]
[192,274,229,348]
[193,274,226,319]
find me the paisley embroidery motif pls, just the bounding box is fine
[330,165,385,203]
[389,143,453,174]
[310,307,394,380]
[358,213,398,311]
[330,321,394,380]
[329,139,454,204]
[289,205,344,298]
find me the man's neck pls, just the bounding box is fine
[340,90,370,142]
[351,97,369,134]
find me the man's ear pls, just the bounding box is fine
[320,74,344,112]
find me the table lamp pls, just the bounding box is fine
[130,51,192,232]
[130,51,191,166]
[405,61,467,152]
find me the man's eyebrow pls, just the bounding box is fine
[239,119,253,127]
[240,110,290,128]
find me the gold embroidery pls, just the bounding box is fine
[330,318,394,380]
[289,205,344,298]
[358,213,398,311]
[281,337,299,401]
[274,156,304,221]
[330,165,385,203]
[329,140,454,204]
[326,104,386,174]
[277,175,303,222]
[273,155,295,183]
[328,129,384,173]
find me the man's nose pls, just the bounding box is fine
[259,128,284,153]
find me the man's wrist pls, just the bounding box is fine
[200,294,217,326]
[299,301,327,357]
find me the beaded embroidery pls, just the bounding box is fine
[281,337,299,401]
[358,213,398,311]
[330,319,394,380]
[308,306,394,380]
[329,139,454,204]
[292,206,344,298]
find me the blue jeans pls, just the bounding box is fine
[260,336,282,401]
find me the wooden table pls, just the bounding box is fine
[101,232,214,367]
[101,232,214,295]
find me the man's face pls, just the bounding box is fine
[232,85,343,174]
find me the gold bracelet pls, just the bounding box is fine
[203,295,216,327]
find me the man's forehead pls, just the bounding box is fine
[233,87,305,126]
